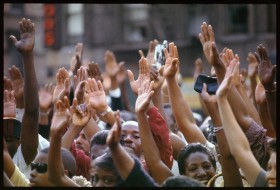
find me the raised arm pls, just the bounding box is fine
[107,111,135,180]
[163,42,206,144]
[49,96,79,187]
[216,58,262,187]
[136,80,173,184]
[200,84,243,187]
[199,22,252,132]
[255,44,276,129]
[10,18,39,165]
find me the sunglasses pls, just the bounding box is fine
[31,162,48,173]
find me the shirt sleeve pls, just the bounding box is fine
[10,164,30,187]
[254,169,268,187]
[147,106,173,169]
[70,142,91,180]
[118,158,157,187]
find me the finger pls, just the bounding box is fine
[174,46,179,59]
[148,81,154,93]
[118,61,125,68]
[208,25,215,42]
[127,70,135,82]
[254,52,260,64]
[97,80,104,91]
[91,78,98,91]
[202,83,207,93]
[163,48,169,60]
[64,96,70,108]
[169,42,175,58]
[198,33,205,45]
[139,50,144,58]
[9,35,18,45]
[72,97,78,108]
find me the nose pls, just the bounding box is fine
[196,167,207,178]
[30,169,37,178]
[123,135,133,143]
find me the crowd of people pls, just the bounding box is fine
[3,17,276,187]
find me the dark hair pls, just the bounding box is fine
[269,138,276,153]
[161,175,205,187]
[40,147,76,178]
[92,150,123,185]
[90,130,109,149]
[177,143,216,175]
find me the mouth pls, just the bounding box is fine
[75,144,84,151]
[197,179,209,185]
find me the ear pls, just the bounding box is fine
[64,170,69,177]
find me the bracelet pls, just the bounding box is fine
[100,106,112,117]
[213,126,224,133]
[40,112,49,116]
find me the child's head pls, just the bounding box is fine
[29,147,76,187]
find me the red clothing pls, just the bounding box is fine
[147,106,173,169]
[70,142,91,180]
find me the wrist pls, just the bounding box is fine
[98,106,113,117]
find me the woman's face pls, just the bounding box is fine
[90,164,117,187]
[266,152,276,187]
[184,151,216,185]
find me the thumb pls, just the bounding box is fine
[202,83,207,93]
[9,35,18,45]
[139,50,144,58]
[127,70,135,82]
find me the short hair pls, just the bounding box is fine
[92,150,123,185]
[40,147,76,178]
[177,143,216,175]
[90,130,109,149]
[269,138,276,153]
[161,175,205,187]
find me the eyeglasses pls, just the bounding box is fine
[31,162,48,173]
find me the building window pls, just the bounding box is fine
[66,4,84,44]
[123,4,149,42]
[227,5,248,33]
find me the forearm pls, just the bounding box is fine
[166,77,206,143]
[83,117,100,142]
[257,101,275,137]
[236,84,261,126]
[265,91,276,129]
[109,144,134,180]
[203,101,222,127]
[220,157,243,187]
[211,59,226,85]
[62,124,81,150]
[49,132,77,186]
[137,112,173,184]
[249,76,258,107]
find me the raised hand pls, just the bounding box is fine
[193,58,203,79]
[4,76,13,91]
[86,78,107,111]
[135,80,154,113]
[199,22,221,66]
[216,59,239,98]
[104,50,126,89]
[200,83,217,103]
[70,43,83,75]
[39,83,55,112]
[51,96,71,137]
[53,67,70,103]
[127,56,150,95]
[163,42,179,78]
[74,66,88,104]
[106,110,122,149]
[105,50,125,78]
[9,18,35,53]
[150,64,165,91]
[3,90,16,118]
[87,62,103,82]
[8,65,24,108]
[254,44,276,91]
[247,52,258,79]
[70,97,91,127]
[139,39,158,66]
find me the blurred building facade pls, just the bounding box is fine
[4,3,276,86]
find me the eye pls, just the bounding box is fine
[133,135,140,139]
[103,176,115,185]
[203,163,212,170]
[188,166,197,172]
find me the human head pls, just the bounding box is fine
[29,147,76,187]
[90,130,109,160]
[177,143,216,185]
[121,121,142,158]
[75,130,90,155]
[3,118,21,158]
[90,150,123,187]
[266,139,276,187]
[161,175,205,187]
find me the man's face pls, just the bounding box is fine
[29,152,54,187]
[121,124,142,157]
[4,135,20,158]
[75,130,90,155]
